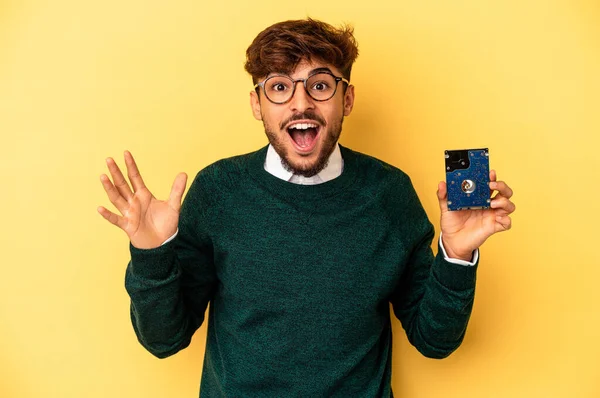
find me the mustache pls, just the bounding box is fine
[280,112,326,130]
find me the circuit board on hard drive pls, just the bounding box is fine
[445,148,490,211]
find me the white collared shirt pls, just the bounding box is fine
[264,143,343,185]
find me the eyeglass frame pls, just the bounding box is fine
[254,70,350,104]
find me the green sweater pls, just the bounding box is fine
[126,145,478,397]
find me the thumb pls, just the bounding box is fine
[168,172,188,211]
[437,181,449,213]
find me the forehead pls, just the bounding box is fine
[271,59,342,78]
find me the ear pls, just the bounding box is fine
[343,85,355,116]
[250,90,262,121]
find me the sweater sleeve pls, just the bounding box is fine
[390,179,478,359]
[124,172,217,358]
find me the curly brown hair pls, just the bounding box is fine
[244,18,359,84]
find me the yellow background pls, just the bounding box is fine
[1,0,599,397]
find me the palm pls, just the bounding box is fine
[126,190,181,243]
[98,151,188,249]
[441,208,498,254]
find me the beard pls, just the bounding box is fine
[263,111,344,178]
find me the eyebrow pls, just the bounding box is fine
[268,67,335,79]
[308,67,333,75]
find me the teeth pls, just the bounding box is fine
[289,123,317,130]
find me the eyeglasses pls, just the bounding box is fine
[254,71,349,104]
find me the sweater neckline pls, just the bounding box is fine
[247,145,359,201]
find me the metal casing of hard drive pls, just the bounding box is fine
[445,148,490,211]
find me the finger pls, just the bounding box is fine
[489,170,497,197]
[490,196,516,214]
[97,206,127,230]
[126,194,141,233]
[495,214,512,232]
[124,151,147,193]
[168,172,188,211]
[489,180,513,199]
[106,157,133,201]
[100,174,129,214]
[437,181,449,213]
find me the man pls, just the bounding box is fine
[98,19,515,397]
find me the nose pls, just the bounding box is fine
[288,81,315,112]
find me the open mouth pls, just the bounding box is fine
[286,121,321,152]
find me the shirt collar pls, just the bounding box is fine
[264,144,344,184]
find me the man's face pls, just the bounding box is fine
[250,60,355,177]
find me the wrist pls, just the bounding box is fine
[446,250,473,262]
[130,233,168,250]
[441,236,474,261]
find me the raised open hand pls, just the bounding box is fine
[436,170,515,261]
[97,151,187,249]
